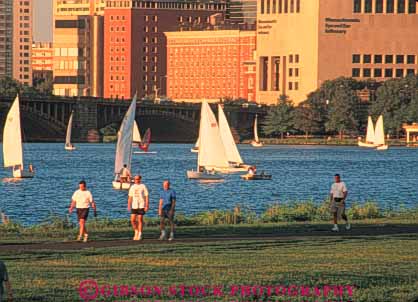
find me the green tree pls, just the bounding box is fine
[325,84,361,139]
[262,95,294,139]
[370,75,418,137]
[293,103,322,139]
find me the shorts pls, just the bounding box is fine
[131,208,146,215]
[161,205,174,220]
[330,198,346,219]
[77,208,89,220]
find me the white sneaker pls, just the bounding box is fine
[83,234,88,243]
[76,235,82,242]
[168,233,174,241]
[345,223,351,230]
[332,225,339,232]
[138,232,143,241]
[159,231,166,240]
[133,230,139,240]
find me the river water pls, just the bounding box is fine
[1,143,417,225]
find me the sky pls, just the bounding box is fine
[33,0,53,42]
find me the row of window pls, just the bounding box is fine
[110,75,126,81]
[288,82,299,91]
[352,54,416,64]
[109,26,126,32]
[260,0,301,14]
[352,68,416,78]
[54,48,83,57]
[353,0,417,14]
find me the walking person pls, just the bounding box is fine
[0,260,12,302]
[127,175,149,241]
[69,180,96,242]
[158,180,176,241]
[329,174,351,232]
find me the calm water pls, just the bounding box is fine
[1,143,417,225]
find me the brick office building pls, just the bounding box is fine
[165,29,256,102]
[103,0,227,100]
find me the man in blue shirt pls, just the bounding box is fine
[158,180,176,241]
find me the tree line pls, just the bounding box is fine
[263,75,418,139]
[0,76,52,98]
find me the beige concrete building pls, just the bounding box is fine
[0,0,32,85]
[12,0,33,86]
[256,0,418,105]
[53,0,104,97]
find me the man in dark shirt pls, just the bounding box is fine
[0,261,12,302]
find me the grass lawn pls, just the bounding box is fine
[0,220,417,302]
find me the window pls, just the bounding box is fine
[385,55,393,64]
[279,0,283,13]
[294,82,299,90]
[376,0,384,12]
[385,68,393,77]
[289,68,293,76]
[352,68,361,77]
[289,55,293,63]
[261,0,265,13]
[374,55,382,63]
[374,68,382,77]
[396,69,404,77]
[296,0,300,12]
[290,0,294,12]
[295,54,299,63]
[408,0,416,13]
[288,82,293,90]
[364,54,371,63]
[284,0,288,12]
[407,55,416,64]
[267,0,270,13]
[365,0,372,12]
[295,68,299,77]
[396,55,404,64]
[398,0,405,13]
[406,69,415,75]
[386,0,394,12]
[272,0,277,13]
[352,54,361,63]
[363,68,371,77]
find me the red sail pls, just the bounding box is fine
[139,128,151,152]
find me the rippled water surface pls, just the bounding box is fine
[1,143,417,225]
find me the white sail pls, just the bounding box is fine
[194,137,200,148]
[374,115,385,146]
[254,114,259,142]
[133,121,141,143]
[3,95,23,168]
[198,101,229,169]
[218,105,243,164]
[65,111,74,146]
[365,116,375,143]
[114,95,137,174]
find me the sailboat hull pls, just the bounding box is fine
[251,141,264,147]
[376,145,388,151]
[65,146,76,151]
[187,170,224,180]
[112,181,132,190]
[191,147,199,153]
[13,170,34,178]
[358,141,376,148]
[209,166,249,173]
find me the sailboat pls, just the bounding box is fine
[133,120,141,145]
[218,105,249,172]
[112,95,137,190]
[132,122,156,154]
[2,95,34,178]
[374,115,389,150]
[191,137,199,153]
[65,111,76,151]
[187,101,227,180]
[358,116,376,148]
[251,114,263,147]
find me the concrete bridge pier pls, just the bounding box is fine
[73,101,101,143]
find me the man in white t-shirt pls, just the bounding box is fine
[329,174,351,232]
[69,180,96,242]
[128,175,149,240]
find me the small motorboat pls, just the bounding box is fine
[241,173,272,181]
